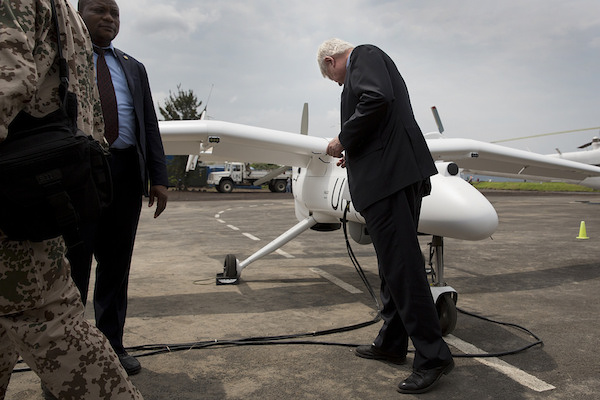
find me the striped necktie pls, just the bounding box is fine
[94,47,119,145]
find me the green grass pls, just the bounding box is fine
[471,181,599,192]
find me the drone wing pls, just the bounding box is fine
[159,119,328,168]
[426,137,600,183]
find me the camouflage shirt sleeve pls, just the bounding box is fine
[0,0,104,142]
[0,0,39,140]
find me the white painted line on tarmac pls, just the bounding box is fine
[275,249,295,258]
[310,268,362,294]
[242,232,261,241]
[217,205,294,258]
[445,335,555,392]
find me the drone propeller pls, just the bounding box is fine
[300,103,308,135]
[578,141,592,149]
[578,136,600,149]
[431,106,444,134]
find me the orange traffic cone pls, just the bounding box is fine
[576,221,589,240]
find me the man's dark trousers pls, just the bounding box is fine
[360,180,452,370]
[69,146,142,354]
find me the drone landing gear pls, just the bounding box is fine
[216,216,318,285]
[216,254,239,285]
[427,235,458,336]
[215,223,458,335]
[436,292,458,336]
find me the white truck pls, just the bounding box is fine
[207,162,292,193]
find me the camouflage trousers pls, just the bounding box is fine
[0,236,143,400]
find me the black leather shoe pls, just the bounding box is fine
[355,344,407,365]
[118,352,142,375]
[397,359,454,394]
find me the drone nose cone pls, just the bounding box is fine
[419,174,498,240]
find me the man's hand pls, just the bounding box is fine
[149,185,168,218]
[327,136,346,168]
[326,136,344,158]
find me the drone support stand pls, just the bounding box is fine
[217,216,317,284]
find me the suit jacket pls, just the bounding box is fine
[114,48,168,195]
[339,45,437,211]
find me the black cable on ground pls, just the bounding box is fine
[120,201,543,360]
[451,307,544,358]
[12,202,543,373]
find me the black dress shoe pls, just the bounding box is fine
[118,352,142,376]
[355,344,407,365]
[397,359,454,394]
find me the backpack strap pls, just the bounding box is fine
[44,0,84,248]
[50,0,70,109]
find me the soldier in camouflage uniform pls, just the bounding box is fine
[0,1,143,398]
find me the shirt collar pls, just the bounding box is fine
[93,43,116,57]
[346,48,354,69]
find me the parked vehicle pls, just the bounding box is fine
[207,162,291,193]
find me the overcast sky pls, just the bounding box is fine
[73,0,600,155]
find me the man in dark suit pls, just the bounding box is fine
[317,38,453,394]
[70,0,169,376]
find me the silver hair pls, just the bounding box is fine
[317,38,354,78]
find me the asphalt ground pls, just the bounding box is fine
[5,190,600,400]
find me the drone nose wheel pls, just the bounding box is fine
[216,254,239,285]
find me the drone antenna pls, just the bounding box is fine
[199,84,214,120]
[206,84,214,107]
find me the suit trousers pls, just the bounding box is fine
[68,146,142,354]
[360,181,452,370]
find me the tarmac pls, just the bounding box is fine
[5,189,600,400]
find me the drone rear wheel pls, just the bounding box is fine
[436,293,457,336]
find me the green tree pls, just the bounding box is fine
[159,84,203,121]
[159,85,203,188]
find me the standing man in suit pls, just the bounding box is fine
[69,0,169,376]
[317,38,453,394]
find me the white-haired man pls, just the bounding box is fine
[317,38,454,394]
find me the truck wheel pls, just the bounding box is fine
[219,179,234,193]
[270,179,287,193]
